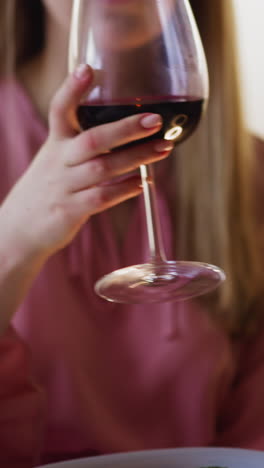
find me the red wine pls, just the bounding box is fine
[77,97,204,148]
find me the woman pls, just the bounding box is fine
[0,0,264,466]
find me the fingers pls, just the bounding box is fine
[66,113,163,165]
[67,139,173,192]
[49,64,93,139]
[72,175,143,217]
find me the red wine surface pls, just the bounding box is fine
[77,97,204,147]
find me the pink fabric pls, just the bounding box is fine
[0,327,44,467]
[0,80,264,465]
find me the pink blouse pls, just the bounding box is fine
[1,81,264,466]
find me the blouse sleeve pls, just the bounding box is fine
[0,325,45,467]
[215,319,264,449]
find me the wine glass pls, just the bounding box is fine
[69,0,226,304]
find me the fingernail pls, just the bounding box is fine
[74,64,91,80]
[154,141,174,153]
[141,114,162,129]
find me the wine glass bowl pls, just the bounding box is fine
[69,0,209,104]
[69,0,225,304]
[90,0,162,51]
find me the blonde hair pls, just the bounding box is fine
[0,0,45,75]
[175,0,264,335]
[0,0,263,335]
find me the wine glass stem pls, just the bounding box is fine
[140,164,167,263]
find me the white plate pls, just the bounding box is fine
[39,447,264,468]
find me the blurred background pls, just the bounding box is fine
[233,0,264,138]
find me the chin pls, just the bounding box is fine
[42,0,73,30]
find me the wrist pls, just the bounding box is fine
[0,215,50,335]
[0,217,50,273]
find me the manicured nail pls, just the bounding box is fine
[74,64,91,80]
[141,114,162,129]
[154,141,174,152]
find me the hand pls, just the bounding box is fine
[0,65,173,260]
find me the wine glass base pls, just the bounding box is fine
[95,261,226,304]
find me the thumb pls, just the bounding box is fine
[49,64,94,139]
